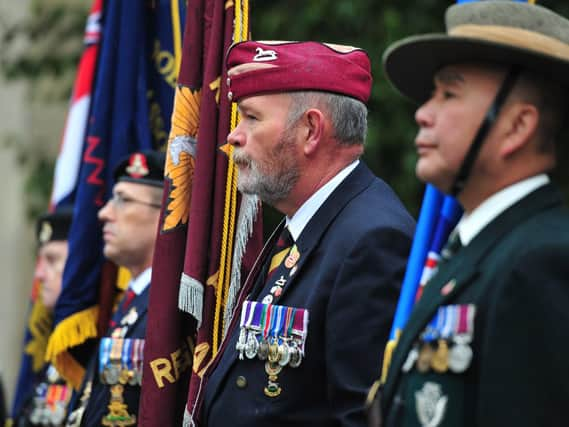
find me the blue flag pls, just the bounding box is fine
[45,0,184,389]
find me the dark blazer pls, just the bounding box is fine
[201,162,415,427]
[66,285,150,427]
[381,183,569,427]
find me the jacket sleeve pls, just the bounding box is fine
[325,225,412,427]
[477,243,569,427]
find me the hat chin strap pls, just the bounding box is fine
[450,66,521,197]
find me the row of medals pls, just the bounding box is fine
[243,243,303,397]
[100,362,142,386]
[237,330,304,368]
[403,335,473,374]
[237,330,304,398]
[29,366,69,426]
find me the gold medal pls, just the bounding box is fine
[431,340,449,373]
[268,339,280,364]
[264,362,283,398]
[264,361,283,376]
[118,368,132,385]
[102,385,136,426]
[416,342,434,373]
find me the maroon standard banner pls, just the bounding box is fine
[139,0,262,425]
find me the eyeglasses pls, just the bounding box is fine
[108,193,161,210]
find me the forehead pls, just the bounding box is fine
[434,62,506,87]
[39,240,68,257]
[113,181,155,196]
[238,92,292,113]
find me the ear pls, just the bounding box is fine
[499,103,539,158]
[302,109,326,156]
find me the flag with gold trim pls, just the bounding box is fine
[10,1,103,420]
[45,0,185,392]
[139,0,263,425]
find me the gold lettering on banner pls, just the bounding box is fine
[149,338,194,388]
[193,343,211,378]
[149,358,175,388]
[146,90,168,147]
[153,40,177,88]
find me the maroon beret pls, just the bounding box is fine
[226,41,372,104]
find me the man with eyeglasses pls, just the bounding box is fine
[65,150,164,427]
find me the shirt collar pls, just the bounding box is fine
[129,267,152,295]
[286,160,359,241]
[457,174,549,245]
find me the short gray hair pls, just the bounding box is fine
[287,91,368,146]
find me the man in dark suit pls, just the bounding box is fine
[375,1,569,426]
[65,150,165,427]
[12,208,73,427]
[195,41,415,426]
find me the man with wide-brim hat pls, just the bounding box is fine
[374,1,569,426]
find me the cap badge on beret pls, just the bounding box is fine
[253,47,278,62]
[39,221,53,245]
[126,153,150,179]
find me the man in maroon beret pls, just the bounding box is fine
[197,41,415,427]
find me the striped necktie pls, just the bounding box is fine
[265,227,294,284]
[108,288,136,329]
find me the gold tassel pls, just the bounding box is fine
[380,329,401,384]
[53,350,86,390]
[45,306,99,388]
[24,300,53,372]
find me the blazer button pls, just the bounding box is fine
[236,375,247,389]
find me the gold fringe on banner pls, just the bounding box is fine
[211,0,250,357]
[24,300,54,372]
[45,305,99,389]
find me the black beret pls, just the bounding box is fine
[113,150,166,188]
[36,207,73,245]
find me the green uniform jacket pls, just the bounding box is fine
[382,183,569,427]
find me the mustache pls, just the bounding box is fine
[232,150,252,167]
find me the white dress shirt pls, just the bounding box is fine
[457,174,550,245]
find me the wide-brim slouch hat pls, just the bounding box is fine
[383,1,569,104]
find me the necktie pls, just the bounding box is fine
[265,227,294,284]
[441,229,463,262]
[108,288,136,329]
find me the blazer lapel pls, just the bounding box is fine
[121,286,150,337]
[383,183,564,404]
[276,162,376,301]
[202,164,376,404]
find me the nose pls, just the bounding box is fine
[98,199,113,222]
[415,98,435,128]
[227,121,245,147]
[34,257,46,282]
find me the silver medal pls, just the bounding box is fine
[448,343,472,373]
[278,341,290,367]
[236,328,247,360]
[257,339,269,360]
[402,346,419,372]
[288,342,302,368]
[105,364,120,385]
[245,331,259,359]
[51,402,66,425]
